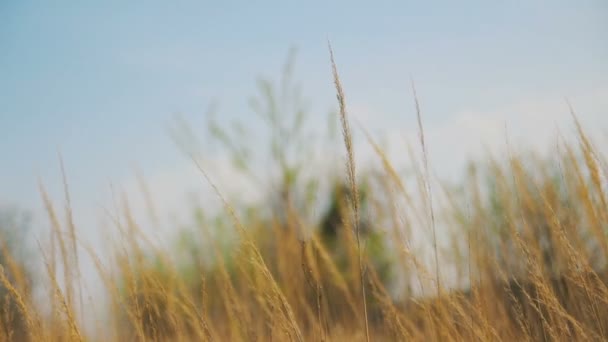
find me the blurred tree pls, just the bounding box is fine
[204,49,396,286]
[204,47,339,226]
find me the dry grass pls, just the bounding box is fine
[1,51,607,342]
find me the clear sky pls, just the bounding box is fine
[1,1,608,241]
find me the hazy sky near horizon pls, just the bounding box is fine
[2,1,608,241]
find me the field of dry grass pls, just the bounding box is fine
[1,49,607,342]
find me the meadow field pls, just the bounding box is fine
[1,46,608,342]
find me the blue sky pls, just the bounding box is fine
[1,1,608,236]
